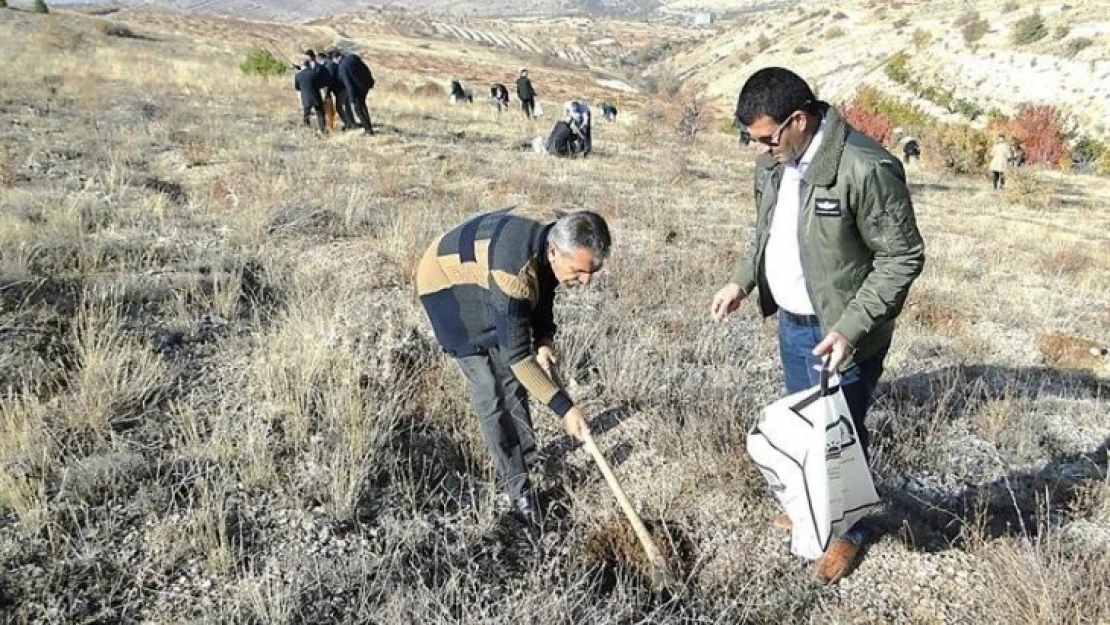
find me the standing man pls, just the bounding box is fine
[710,67,925,583]
[335,50,375,135]
[321,50,354,131]
[989,135,1013,189]
[416,208,611,525]
[516,69,537,119]
[294,53,327,133]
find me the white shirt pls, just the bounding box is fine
[765,117,826,316]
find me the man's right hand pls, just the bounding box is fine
[562,406,590,442]
[711,283,747,322]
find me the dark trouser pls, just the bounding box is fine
[334,89,355,128]
[991,170,1005,189]
[303,104,325,131]
[520,97,535,119]
[777,309,891,545]
[456,347,537,500]
[349,90,373,133]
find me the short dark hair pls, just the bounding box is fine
[305,49,316,59]
[735,67,818,127]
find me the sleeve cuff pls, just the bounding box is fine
[548,391,573,418]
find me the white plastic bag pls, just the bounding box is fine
[746,368,880,560]
[533,100,544,117]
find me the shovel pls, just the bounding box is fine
[580,428,675,588]
[542,357,674,587]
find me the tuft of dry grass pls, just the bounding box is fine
[1036,331,1100,368]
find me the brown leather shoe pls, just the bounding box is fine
[812,537,860,584]
[770,513,792,532]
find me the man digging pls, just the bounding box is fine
[416,208,611,527]
[711,67,925,583]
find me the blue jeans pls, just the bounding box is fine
[777,310,890,545]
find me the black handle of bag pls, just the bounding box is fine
[819,356,834,396]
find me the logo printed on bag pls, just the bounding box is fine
[814,198,842,217]
[825,416,858,459]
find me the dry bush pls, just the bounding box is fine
[982,535,1110,623]
[68,295,169,435]
[413,81,446,98]
[904,291,967,334]
[1036,331,1100,368]
[923,122,990,174]
[1003,169,1055,210]
[0,144,17,187]
[0,393,52,532]
[34,21,88,53]
[1040,244,1093,275]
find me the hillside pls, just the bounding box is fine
[41,0,791,20]
[0,3,1108,624]
[670,0,1110,138]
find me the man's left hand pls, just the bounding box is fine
[813,331,852,371]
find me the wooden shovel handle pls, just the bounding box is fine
[580,430,672,585]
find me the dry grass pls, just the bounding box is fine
[1036,331,1101,369]
[0,6,1106,624]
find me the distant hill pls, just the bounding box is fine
[45,0,796,21]
[668,0,1110,138]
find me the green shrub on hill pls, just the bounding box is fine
[240,46,286,77]
[961,18,989,48]
[1011,13,1048,45]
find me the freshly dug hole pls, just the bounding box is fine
[582,516,695,589]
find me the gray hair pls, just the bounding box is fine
[549,211,611,263]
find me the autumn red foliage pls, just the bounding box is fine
[839,102,893,145]
[1006,104,1071,167]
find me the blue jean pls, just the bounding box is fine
[777,310,891,545]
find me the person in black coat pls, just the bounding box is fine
[515,69,536,119]
[599,101,618,122]
[490,83,510,114]
[543,121,584,157]
[449,77,472,104]
[333,50,375,135]
[320,52,354,130]
[294,54,326,133]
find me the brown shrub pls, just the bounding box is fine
[923,122,990,174]
[34,21,89,53]
[904,292,966,333]
[1036,331,1099,368]
[412,81,445,98]
[0,145,17,188]
[1040,245,1092,275]
[1003,170,1054,210]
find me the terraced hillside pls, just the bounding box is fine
[669,0,1110,137]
